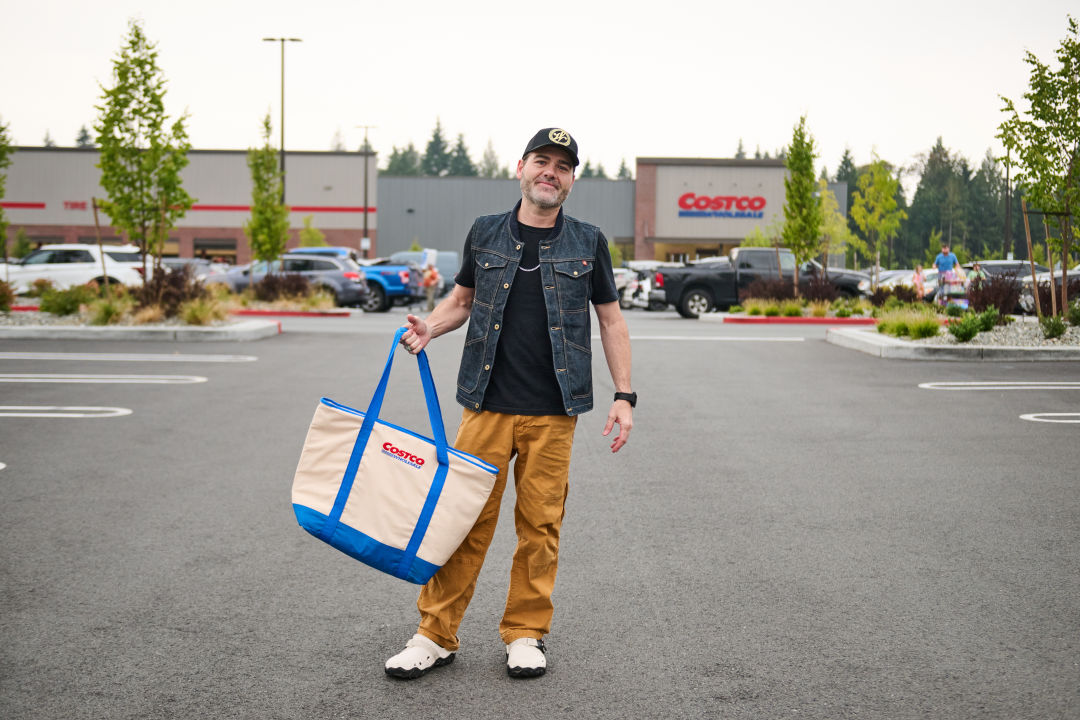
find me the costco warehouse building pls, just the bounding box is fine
[1,148,844,265]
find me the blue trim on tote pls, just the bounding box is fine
[294,505,440,585]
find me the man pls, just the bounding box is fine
[933,243,959,304]
[387,128,634,680]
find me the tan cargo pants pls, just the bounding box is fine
[416,409,577,651]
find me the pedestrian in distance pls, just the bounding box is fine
[422,262,441,312]
[912,263,927,300]
[933,243,960,305]
[388,127,634,680]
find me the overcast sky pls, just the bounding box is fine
[1,0,1074,193]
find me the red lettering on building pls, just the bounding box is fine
[64,201,88,211]
[678,193,766,212]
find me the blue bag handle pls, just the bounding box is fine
[318,327,452,580]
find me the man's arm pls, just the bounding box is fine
[400,283,475,354]
[595,300,633,453]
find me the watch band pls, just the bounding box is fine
[614,391,637,408]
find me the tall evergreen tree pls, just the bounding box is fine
[422,119,451,177]
[617,158,633,180]
[448,134,477,176]
[76,125,95,148]
[735,139,747,159]
[43,131,56,147]
[579,160,594,178]
[595,163,608,179]
[479,139,501,178]
[384,143,422,176]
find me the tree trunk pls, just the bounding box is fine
[1022,199,1042,320]
[92,198,111,298]
[1045,218,1057,316]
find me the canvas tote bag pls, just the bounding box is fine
[292,327,498,584]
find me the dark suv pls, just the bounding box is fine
[209,254,370,307]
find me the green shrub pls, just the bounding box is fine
[977,307,1000,332]
[947,314,981,342]
[728,305,743,314]
[88,296,132,325]
[780,300,803,317]
[945,304,965,317]
[764,305,781,317]
[1040,315,1067,339]
[909,318,940,339]
[0,280,14,312]
[180,297,227,325]
[836,307,851,318]
[136,265,207,318]
[39,284,97,316]
[1068,300,1080,327]
[747,306,762,316]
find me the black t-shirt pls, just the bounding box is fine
[455,218,619,415]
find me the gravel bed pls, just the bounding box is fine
[904,316,1080,347]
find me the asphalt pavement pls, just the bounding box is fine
[1,308,1078,720]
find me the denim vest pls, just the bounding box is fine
[456,203,600,417]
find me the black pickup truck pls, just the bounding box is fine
[656,247,871,318]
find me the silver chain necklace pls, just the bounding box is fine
[518,262,540,272]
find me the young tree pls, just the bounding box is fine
[384,143,422,176]
[330,128,346,151]
[0,117,12,262]
[818,178,863,267]
[298,215,327,247]
[76,125,95,148]
[244,114,290,265]
[851,155,907,287]
[999,15,1079,313]
[448,134,477,176]
[12,227,33,259]
[95,19,193,275]
[782,115,822,291]
[422,119,451,177]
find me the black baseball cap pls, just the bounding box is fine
[522,128,579,167]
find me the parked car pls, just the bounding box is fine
[0,243,147,293]
[965,260,1049,279]
[879,269,938,301]
[1019,263,1079,313]
[204,254,370,307]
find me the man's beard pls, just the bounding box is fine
[521,176,569,209]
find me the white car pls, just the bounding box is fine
[1,243,148,293]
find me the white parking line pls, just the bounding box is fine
[627,336,805,342]
[0,462,6,471]
[919,381,1080,391]
[1020,413,1080,424]
[0,352,257,363]
[0,406,133,418]
[0,374,207,384]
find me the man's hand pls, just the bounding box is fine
[603,400,633,453]
[400,314,431,354]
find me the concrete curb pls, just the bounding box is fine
[717,315,877,325]
[826,327,1080,361]
[0,319,283,342]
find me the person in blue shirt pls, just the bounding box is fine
[933,244,959,304]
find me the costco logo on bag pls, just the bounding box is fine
[382,441,426,469]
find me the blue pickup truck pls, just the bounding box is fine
[288,246,423,312]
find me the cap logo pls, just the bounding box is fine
[548,129,571,147]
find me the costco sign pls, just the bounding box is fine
[678,192,766,219]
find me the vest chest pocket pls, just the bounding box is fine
[474,251,509,303]
[553,259,593,310]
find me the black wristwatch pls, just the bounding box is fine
[614,391,637,408]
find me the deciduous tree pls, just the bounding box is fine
[782,116,822,291]
[244,114,290,265]
[851,155,907,287]
[95,19,193,275]
[0,117,12,263]
[999,14,1079,312]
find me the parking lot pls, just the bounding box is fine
[2,308,1078,719]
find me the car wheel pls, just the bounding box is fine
[678,288,714,319]
[91,276,121,288]
[362,283,389,312]
[648,299,668,312]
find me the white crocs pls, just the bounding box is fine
[384,634,455,679]
[505,637,546,678]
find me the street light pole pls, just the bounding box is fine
[262,37,301,203]
[356,125,376,252]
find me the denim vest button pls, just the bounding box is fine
[494,324,499,330]
[503,283,509,289]
[484,364,490,370]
